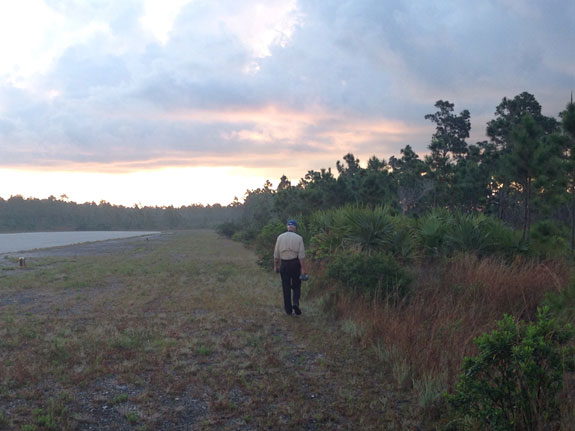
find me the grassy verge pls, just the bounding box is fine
[0,230,416,430]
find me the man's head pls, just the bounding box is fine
[287,219,297,231]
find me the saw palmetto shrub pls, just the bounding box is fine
[325,251,412,301]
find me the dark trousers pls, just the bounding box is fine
[280,259,301,315]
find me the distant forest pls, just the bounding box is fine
[0,196,242,232]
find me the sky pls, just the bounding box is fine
[0,0,574,207]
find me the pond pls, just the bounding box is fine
[0,231,160,254]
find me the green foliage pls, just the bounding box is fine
[416,210,520,258]
[387,218,419,261]
[342,205,395,253]
[308,208,347,258]
[529,220,569,258]
[543,274,575,325]
[417,209,453,256]
[0,195,242,232]
[446,213,520,257]
[447,307,575,430]
[308,206,517,265]
[230,93,575,260]
[325,251,411,301]
[254,220,286,269]
[0,411,9,429]
[24,398,69,431]
[125,411,139,424]
[444,213,492,256]
[308,205,418,261]
[231,228,258,244]
[216,221,242,238]
[479,216,522,258]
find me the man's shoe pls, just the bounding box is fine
[293,305,301,315]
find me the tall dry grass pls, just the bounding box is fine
[313,253,571,389]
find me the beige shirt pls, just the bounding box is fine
[274,231,305,260]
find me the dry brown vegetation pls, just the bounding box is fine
[0,231,418,430]
[310,253,573,419]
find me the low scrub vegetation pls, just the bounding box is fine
[447,307,575,431]
[213,93,575,428]
[325,251,411,301]
[224,202,575,429]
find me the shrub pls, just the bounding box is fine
[479,216,522,258]
[447,306,575,431]
[325,251,411,301]
[309,207,354,258]
[254,220,286,269]
[230,224,261,244]
[417,208,453,257]
[342,205,395,253]
[529,220,569,258]
[387,216,419,261]
[444,213,494,257]
[308,205,416,260]
[216,221,241,238]
[416,210,521,259]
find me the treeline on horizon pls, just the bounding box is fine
[0,195,242,232]
[227,91,575,255]
[2,90,575,243]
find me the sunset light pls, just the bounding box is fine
[0,1,572,207]
[0,167,271,207]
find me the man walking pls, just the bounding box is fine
[274,219,307,315]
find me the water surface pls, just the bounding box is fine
[0,231,160,254]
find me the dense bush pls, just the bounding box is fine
[308,208,349,259]
[445,213,522,258]
[529,220,569,258]
[325,251,412,301]
[254,220,286,269]
[417,208,453,257]
[216,221,241,238]
[447,306,575,431]
[416,210,522,259]
[308,205,418,260]
[341,205,395,253]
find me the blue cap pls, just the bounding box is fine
[287,219,297,227]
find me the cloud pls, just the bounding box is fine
[0,0,574,186]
